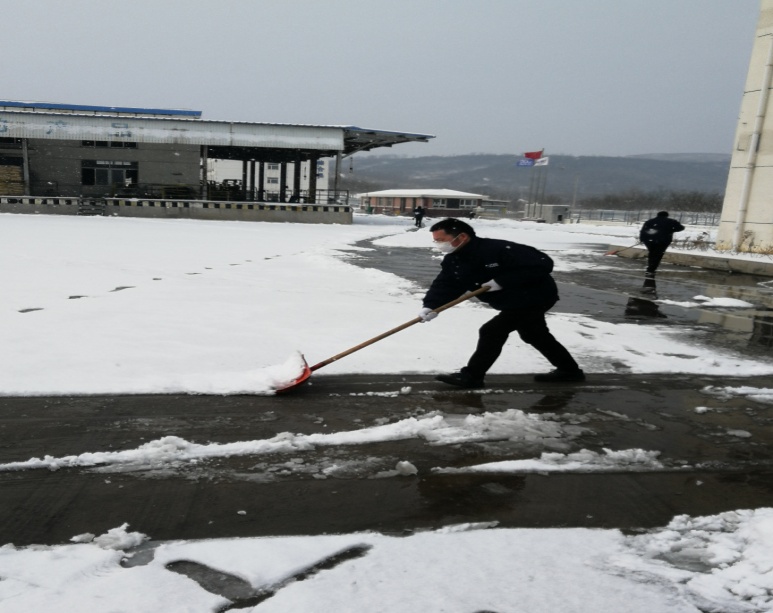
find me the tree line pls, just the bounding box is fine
[574,189,723,212]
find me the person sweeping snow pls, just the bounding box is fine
[639,211,685,276]
[418,218,584,388]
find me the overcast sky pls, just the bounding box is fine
[2,0,760,158]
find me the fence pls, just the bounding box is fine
[573,209,720,226]
[25,181,349,207]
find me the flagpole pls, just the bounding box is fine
[538,166,548,214]
[571,174,579,222]
[528,168,538,217]
[521,150,545,219]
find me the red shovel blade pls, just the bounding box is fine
[274,355,312,394]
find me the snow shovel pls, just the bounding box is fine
[605,241,642,256]
[276,286,490,393]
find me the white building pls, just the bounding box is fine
[360,188,489,218]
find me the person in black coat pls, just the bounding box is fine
[413,206,425,228]
[418,218,584,388]
[639,211,685,275]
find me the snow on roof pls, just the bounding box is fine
[359,189,488,199]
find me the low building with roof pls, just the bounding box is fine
[0,100,432,224]
[359,188,489,218]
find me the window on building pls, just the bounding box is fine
[81,160,138,186]
[82,140,137,148]
[266,177,279,184]
[267,163,280,171]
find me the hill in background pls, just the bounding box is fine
[338,153,731,203]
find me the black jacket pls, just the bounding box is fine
[639,217,685,246]
[422,236,558,311]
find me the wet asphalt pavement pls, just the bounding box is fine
[2,233,773,547]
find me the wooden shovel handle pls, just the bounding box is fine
[310,286,490,372]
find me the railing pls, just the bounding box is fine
[27,182,200,200]
[206,187,349,206]
[26,182,349,207]
[572,209,721,226]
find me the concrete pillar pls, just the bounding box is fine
[22,139,31,196]
[334,152,341,194]
[257,162,265,202]
[249,161,256,201]
[292,153,301,201]
[717,0,773,252]
[200,146,209,200]
[279,162,287,202]
[241,160,248,201]
[308,155,318,204]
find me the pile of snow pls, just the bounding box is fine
[659,296,755,309]
[702,385,773,405]
[70,523,148,550]
[0,409,587,474]
[615,508,773,613]
[435,447,664,474]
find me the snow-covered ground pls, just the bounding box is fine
[3,511,773,613]
[1,212,772,612]
[2,213,771,396]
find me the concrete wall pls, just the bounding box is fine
[0,196,81,215]
[717,0,773,252]
[105,199,352,224]
[607,244,773,277]
[0,196,352,224]
[539,204,571,223]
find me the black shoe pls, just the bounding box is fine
[435,371,485,388]
[533,369,585,382]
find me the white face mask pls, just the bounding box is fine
[434,240,457,254]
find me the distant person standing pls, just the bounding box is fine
[413,205,425,228]
[639,211,685,275]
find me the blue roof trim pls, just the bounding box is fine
[0,100,201,118]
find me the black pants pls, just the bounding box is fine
[645,242,669,273]
[465,308,579,377]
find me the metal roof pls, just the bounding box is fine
[340,126,433,154]
[0,100,201,118]
[0,101,433,157]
